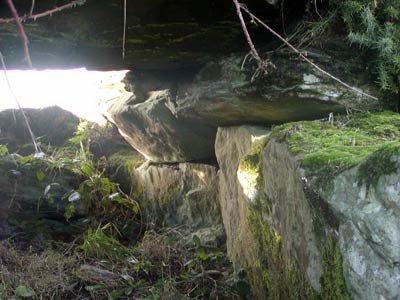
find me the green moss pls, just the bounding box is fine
[357,143,400,187]
[244,132,351,300]
[107,150,145,194]
[272,111,400,182]
[242,138,316,299]
[248,195,317,300]
[320,237,351,300]
[239,153,260,178]
[238,137,268,180]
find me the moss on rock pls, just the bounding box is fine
[320,236,351,300]
[248,195,317,300]
[272,111,400,180]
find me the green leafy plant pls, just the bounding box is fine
[341,0,400,94]
[0,144,9,156]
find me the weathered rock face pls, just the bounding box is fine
[107,48,375,162]
[0,107,79,153]
[317,164,400,300]
[105,92,217,162]
[215,126,270,299]
[133,161,225,245]
[216,116,400,300]
[215,126,268,262]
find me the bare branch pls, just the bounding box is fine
[29,0,35,16]
[234,1,379,101]
[5,0,32,67]
[232,0,274,78]
[0,0,86,24]
[0,51,40,153]
[122,0,127,59]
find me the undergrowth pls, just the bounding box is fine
[0,121,247,300]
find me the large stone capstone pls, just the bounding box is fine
[106,48,374,162]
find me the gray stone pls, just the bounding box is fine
[105,92,216,162]
[133,161,224,246]
[106,50,373,162]
[215,125,400,300]
[317,166,400,300]
[215,126,269,269]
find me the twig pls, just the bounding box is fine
[29,0,35,16]
[122,0,127,59]
[5,0,32,67]
[234,1,379,101]
[0,51,40,153]
[314,0,323,19]
[232,1,262,63]
[0,0,86,23]
[232,0,274,77]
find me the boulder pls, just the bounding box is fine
[107,48,375,162]
[107,152,225,245]
[215,111,400,300]
[133,162,224,245]
[0,106,79,153]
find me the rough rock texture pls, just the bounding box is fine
[105,92,216,162]
[215,126,269,281]
[133,162,225,245]
[0,107,79,153]
[107,48,374,162]
[317,165,400,300]
[262,140,324,290]
[216,124,400,300]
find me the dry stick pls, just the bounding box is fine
[232,0,265,69]
[5,0,32,67]
[29,0,35,16]
[0,0,86,23]
[0,52,40,154]
[122,0,127,59]
[235,1,379,101]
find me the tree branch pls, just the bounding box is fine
[0,0,86,24]
[5,0,32,67]
[233,0,379,101]
[232,0,274,78]
[0,51,40,153]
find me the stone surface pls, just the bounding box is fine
[316,164,400,300]
[0,106,79,153]
[215,124,400,300]
[215,126,269,271]
[106,49,374,162]
[133,161,225,246]
[105,92,216,162]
